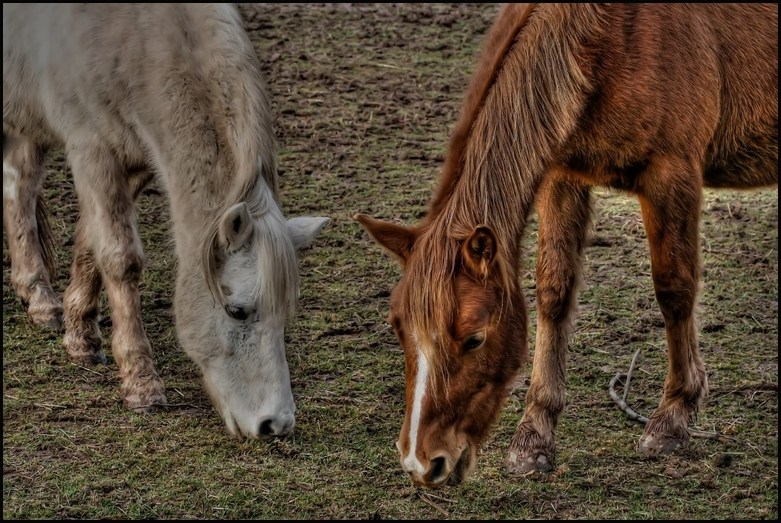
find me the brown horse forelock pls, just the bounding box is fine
[401,4,602,391]
[399,220,518,396]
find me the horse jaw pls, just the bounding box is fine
[174,264,297,440]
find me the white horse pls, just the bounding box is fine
[3,3,329,440]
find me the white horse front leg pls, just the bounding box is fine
[68,145,167,412]
[62,218,106,365]
[62,169,154,366]
[2,132,63,330]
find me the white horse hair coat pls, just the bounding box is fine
[3,3,329,439]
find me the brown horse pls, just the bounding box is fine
[356,3,778,488]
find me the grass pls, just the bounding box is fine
[3,4,778,520]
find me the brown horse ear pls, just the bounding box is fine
[461,225,497,280]
[354,213,417,264]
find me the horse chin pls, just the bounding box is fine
[447,444,477,486]
[221,412,244,439]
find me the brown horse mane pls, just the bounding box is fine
[406,4,604,380]
[430,3,537,217]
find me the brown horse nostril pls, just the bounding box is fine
[427,456,448,484]
[259,418,274,437]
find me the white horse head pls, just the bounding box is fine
[175,179,328,440]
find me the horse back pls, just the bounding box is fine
[559,3,777,190]
[3,3,267,179]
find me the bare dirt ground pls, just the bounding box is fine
[3,4,778,519]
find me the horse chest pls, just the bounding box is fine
[558,152,650,194]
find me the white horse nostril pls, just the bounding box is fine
[257,412,295,439]
[258,418,275,437]
[277,415,295,436]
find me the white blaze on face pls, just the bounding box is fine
[3,162,20,201]
[401,336,430,475]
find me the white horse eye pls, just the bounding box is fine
[225,305,250,321]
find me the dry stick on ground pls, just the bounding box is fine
[417,493,449,517]
[609,348,735,443]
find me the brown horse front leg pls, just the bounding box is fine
[636,156,708,455]
[507,174,592,474]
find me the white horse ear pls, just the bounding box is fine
[219,202,254,252]
[286,216,329,250]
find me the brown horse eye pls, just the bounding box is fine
[462,334,485,352]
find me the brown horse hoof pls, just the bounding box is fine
[506,449,555,474]
[637,432,685,456]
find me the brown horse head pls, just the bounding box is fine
[356,213,527,488]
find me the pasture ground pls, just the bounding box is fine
[3,4,778,519]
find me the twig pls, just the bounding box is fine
[609,372,648,424]
[622,347,642,403]
[70,363,104,376]
[609,354,736,443]
[423,492,456,504]
[34,402,68,410]
[372,62,403,69]
[418,492,449,518]
[710,382,777,396]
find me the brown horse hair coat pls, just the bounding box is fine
[357,3,777,487]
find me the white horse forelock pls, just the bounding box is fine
[201,172,299,318]
[247,178,300,318]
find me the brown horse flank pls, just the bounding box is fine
[356,3,778,488]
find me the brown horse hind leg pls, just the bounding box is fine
[2,132,63,331]
[636,156,708,455]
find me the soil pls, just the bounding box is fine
[3,4,777,519]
